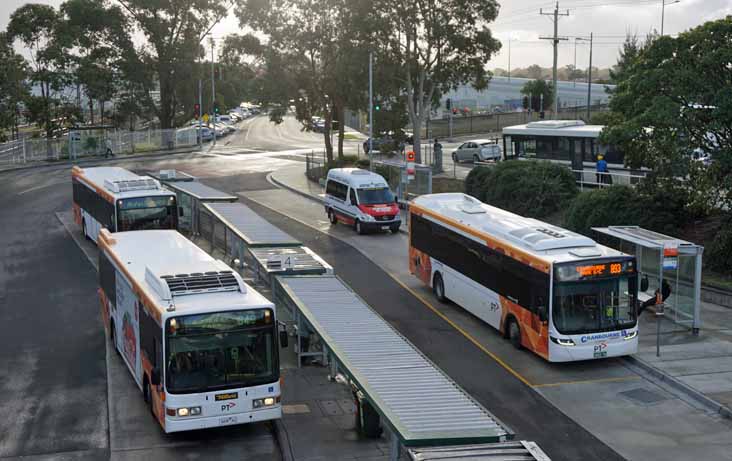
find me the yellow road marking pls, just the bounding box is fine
[385,270,535,387]
[533,376,640,388]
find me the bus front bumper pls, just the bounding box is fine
[548,337,637,362]
[164,406,281,433]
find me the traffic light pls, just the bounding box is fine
[214,102,220,115]
[193,103,200,119]
[446,98,452,110]
[374,102,380,111]
[452,108,458,115]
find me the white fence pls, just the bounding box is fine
[0,128,199,168]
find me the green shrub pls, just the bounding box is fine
[465,161,578,219]
[564,183,691,237]
[706,216,732,273]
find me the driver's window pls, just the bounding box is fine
[349,188,358,205]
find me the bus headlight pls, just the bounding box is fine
[253,397,279,408]
[623,330,638,340]
[550,336,576,347]
[175,406,201,417]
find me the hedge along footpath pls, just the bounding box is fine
[465,160,578,219]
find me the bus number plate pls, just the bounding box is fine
[215,392,238,401]
[219,416,238,425]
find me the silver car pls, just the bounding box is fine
[452,140,502,163]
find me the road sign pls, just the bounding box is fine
[202,113,209,123]
[69,131,81,142]
[406,151,415,162]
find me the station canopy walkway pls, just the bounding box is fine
[275,274,514,459]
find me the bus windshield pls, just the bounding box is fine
[357,187,394,205]
[553,276,637,335]
[117,196,177,231]
[165,309,277,394]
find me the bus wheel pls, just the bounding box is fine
[433,273,446,302]
[508,319,522,350]
[329,209,337,225]
[143,378,151,404]
[110,321,120,356]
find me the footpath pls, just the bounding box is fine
[268,163,732,430]
[0,145,202,174]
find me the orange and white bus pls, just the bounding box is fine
[98,229,286,432]
[408,193,638,362]
[72,166,178,242]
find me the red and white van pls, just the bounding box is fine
[324,168,401,234]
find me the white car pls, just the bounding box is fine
[324,168,401,234]
[452,140,502,163]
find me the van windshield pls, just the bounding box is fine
[357,187,394,205]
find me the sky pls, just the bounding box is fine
[2,0,731,70]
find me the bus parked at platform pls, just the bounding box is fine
[72,166,178,242]
[97,229,286,432]
[408,193,638,362]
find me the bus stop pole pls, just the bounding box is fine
[657,251,664,357]
[693,250,703,335]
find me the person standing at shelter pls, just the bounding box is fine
[596,154,608,185]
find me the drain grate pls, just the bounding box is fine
[620,388,669,405]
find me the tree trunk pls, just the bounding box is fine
[89,98,95,125]
[323,109,334,163]
[338,105,345,161]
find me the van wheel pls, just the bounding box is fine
[433,273,446,302]
[355,220,365,235]
[508,319,522,350]
[82,219,90,240]
[328,209,337,225]
[390,224,400,234]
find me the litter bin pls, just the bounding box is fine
[354,389,382,438]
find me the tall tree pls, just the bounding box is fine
[602,17,732,213]
[115,0,228,130]
[7,4,70,145]
[521,79,553,113]
[372,0,501,162]
[0,32,30,141]
[60,0,132,125]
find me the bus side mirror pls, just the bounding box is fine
[178,207,184,217]
[278,321,289,349]
[537,305,548,322]
[279,330,289,349]
[150,368,161,386]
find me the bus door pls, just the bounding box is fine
[570,139,583,183]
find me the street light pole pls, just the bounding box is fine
[507,38,511,82]
[586,32,593,121]
[210,36,216,146]
[368,51,373,171]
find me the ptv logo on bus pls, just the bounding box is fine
[221,402,237,411]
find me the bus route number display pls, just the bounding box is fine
[575,263,623,277]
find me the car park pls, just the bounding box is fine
[324,168,401,234]
[452,139,502,163]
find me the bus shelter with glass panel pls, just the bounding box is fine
[593,226,703,334]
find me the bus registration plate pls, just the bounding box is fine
[219,416,238,425]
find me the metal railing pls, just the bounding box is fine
[571,169,647,191]
[0,128,199,169]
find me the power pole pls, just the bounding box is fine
[586,32,593,121]
[540,2,569,119]
[210,36,216,146]
[198,79,203,149]
[573,38,578,88]
[368,51,373,171]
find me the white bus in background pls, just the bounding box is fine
[72,166,179,242]
[408,193,638,362]
[97,229,287,432]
